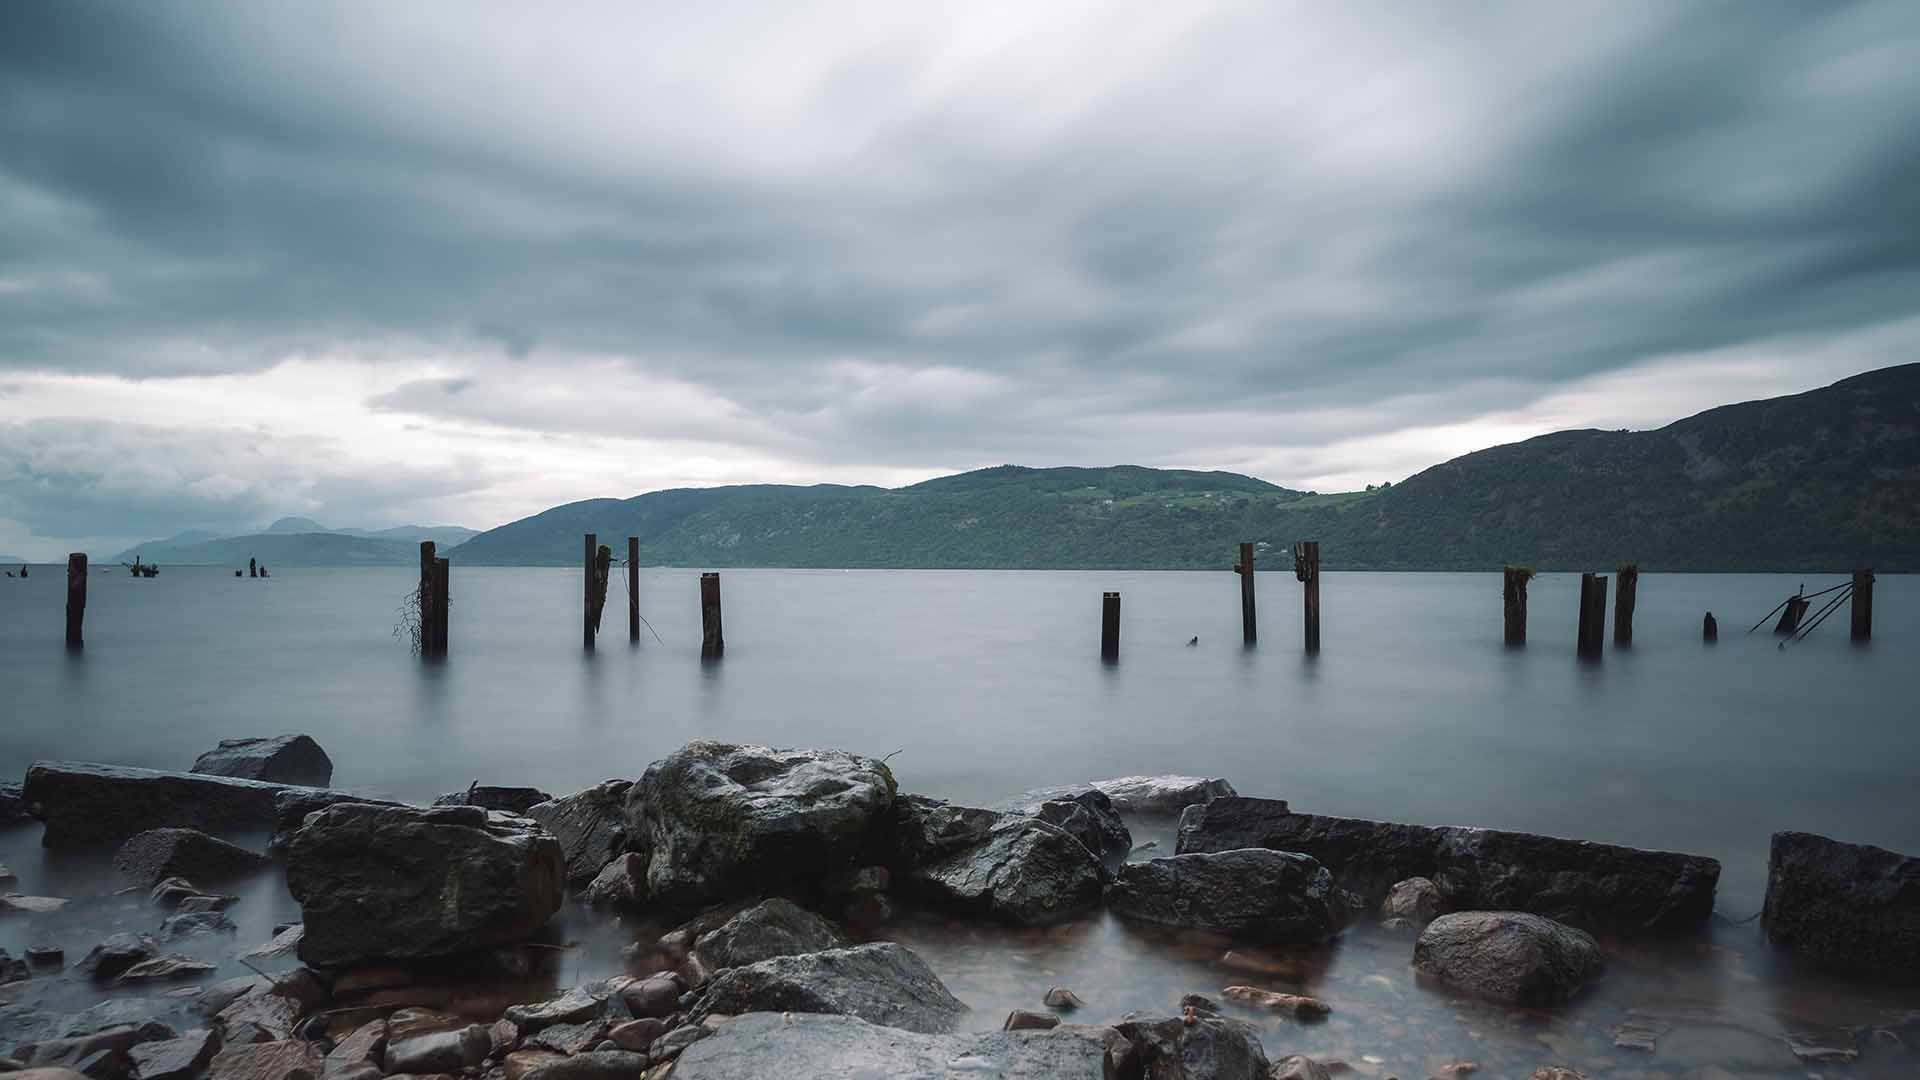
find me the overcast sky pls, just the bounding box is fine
[3,1,1918,558]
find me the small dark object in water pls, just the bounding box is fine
[1187,636,1198,646]
[234,570,241,577]
[1703,611,1718,642]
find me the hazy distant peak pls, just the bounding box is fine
[265,516,328,534]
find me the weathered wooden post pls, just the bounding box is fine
[1294,541,1321,655]
[627,537,640,643]
[434,556,450,656]
[1703,611,1718,642]
[1236,542,1257,645]
[419,541,437,653]
[248,557,257,579]
[1851,569,1874,643]
[1614,564,1638,647]
[1773,594,1810,635]
[583,533,598,651]
[1503,567,1532,646]
[1576,573,1608,658]
[65,553,86,649]
[701,572,724,658]
[418,541,448,658]
[1100,591,1121,661]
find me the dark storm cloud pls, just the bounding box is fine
[2,0,1918,549]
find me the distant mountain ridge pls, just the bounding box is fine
[452,365,1920,571]
[112,519,479,566]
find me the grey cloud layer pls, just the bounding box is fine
[2,1,1918,547]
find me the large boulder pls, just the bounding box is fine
[191,736,332,787]
[890,796,1106,925]
[1107,849,1341,943]
[672,1012,1126,1079]
[627,743,896,907]
[285,803,564,967]
[23,761,368,850]
[433,785,553,815]
[1762,831,1920,971]
[687,897,848,981]
[112,829,269,889]
[1115,1015,1271,1079]
[268,789,407,853]
[1177,798,1719,933]
[525,780,632,888]
[991,788,1132,872]
[1413,911,1603,1004]
[693,942,969,1034]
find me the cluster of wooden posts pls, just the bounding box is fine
[52,542,1877,660]
[1501,563,1875,658]
[1102,540,1322,660]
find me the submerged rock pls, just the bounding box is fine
[525,780,632,889]
[24,761,367,850]
[1107,849,1341,943]
[190,735,333,787]
[1762,830,1920,971]
[687,897,848,981]
[627,742,896,907]
[113,828,270,889]
[890,796,1105,926]
[1115,1014,1271,1079]
[1413,911,1603,1005]
[671,1011,1124,1079]
[1177,798,1720,932]
[285,802,564,967]
[433,784,554,815]
[694,942,969,1034]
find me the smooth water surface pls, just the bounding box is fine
[2,567,1916,1075]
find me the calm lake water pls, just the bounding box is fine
[3,566,1917,1075]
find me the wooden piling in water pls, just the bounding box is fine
[1294,541,1321,655]
[1703,611,1718,642]
[583,534,598,651]
[65,552,86,649]
[628,537,640,643]
[1773,595,1810,635]
[1101,591,1121,661]
[1614,564,1638,647]
[1851,569,1874,643]
[1577,573,1608,658]
[433,556,449,656]
[418,541,447,658]
[1503,567,1532,646]
[701,572,724,659]
[1237,542,1257,645]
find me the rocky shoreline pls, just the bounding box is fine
[2,738,1917,1079]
